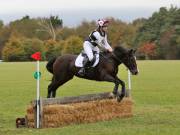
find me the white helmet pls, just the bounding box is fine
[97,19,109,27]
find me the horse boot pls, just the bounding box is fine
[78,57,89,76]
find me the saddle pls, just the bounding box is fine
[81,51,97,67]
[75,51,100,68]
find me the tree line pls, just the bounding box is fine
[0,6,179,61]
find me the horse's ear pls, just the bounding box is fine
[129,49,136,55]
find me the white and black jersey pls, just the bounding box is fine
[85,30,112,50]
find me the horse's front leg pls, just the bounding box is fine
[113,79,119,95]
[102,74,125,102]
[115,77,125,102]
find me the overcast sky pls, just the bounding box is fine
[0,0,179,27]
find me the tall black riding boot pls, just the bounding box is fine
[78,57,89,76]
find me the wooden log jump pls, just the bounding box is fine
[26,92,133,128]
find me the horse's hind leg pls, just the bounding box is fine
[47,75,74,98]
[47,80,62,98]
[47,76,62,98]
[47,80,61,98]
[47,77,56,98]
[51,79,70,98]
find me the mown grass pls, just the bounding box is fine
[0,60,180,135]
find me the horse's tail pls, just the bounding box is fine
[46,57,56,74]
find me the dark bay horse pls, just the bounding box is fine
[46,46,138,101]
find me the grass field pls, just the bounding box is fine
[0,60,180,135]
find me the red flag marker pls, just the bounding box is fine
[31,52,41,61]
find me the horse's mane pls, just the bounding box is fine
[98,46,127,63]
[114,46,128,53]
[113,46,128,58]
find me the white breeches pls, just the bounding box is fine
[83,41,100,61]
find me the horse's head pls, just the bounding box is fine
[113,46,139,75]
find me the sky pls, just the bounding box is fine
[0,0,179,27]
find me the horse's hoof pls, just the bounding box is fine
[117,94,124,102]
[117,96,122,102]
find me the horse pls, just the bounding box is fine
[46,45,138,102]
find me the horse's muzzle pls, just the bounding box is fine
[131,69,139,75]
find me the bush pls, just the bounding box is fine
[44,39,65,60]
[2,37,26,61]
[2,37,45,61]
[23,38,46,60]
[62,36,83,55]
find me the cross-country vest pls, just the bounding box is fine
[85,30,105,47]
[85,30,98,46]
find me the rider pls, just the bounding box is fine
[78,19,113,76]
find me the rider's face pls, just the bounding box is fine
[102,26,108,32]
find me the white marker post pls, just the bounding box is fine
[36,60,40,128]
[128,70,131,97]
[31,52,41,129]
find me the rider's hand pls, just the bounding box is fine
[107,48,113,53]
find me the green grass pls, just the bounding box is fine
[0,60,180,135]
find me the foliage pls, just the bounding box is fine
[75,20,96,40]
[49,15,63,28]
[62,35,83,54]
[0,26,11,59]
[134,6,180,59]
[57,27,76,40]
[2,37,45,61]
[37,16,63,41]
[0,6,180,60]
[9,16,40,39]
[138,42,157,59]
[44,39,64,60]
[22,38,46,60]
[2,36,26,61]
[0,20,3,29]
[108,17,137,47]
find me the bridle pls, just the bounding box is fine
[112,52,136,71]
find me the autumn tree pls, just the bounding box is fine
[62,36,83,54]
[37,15,63,41]
[134,6,180,59]
[44,39,64,60]
[2,37,45,61]
[138,42,157,59]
